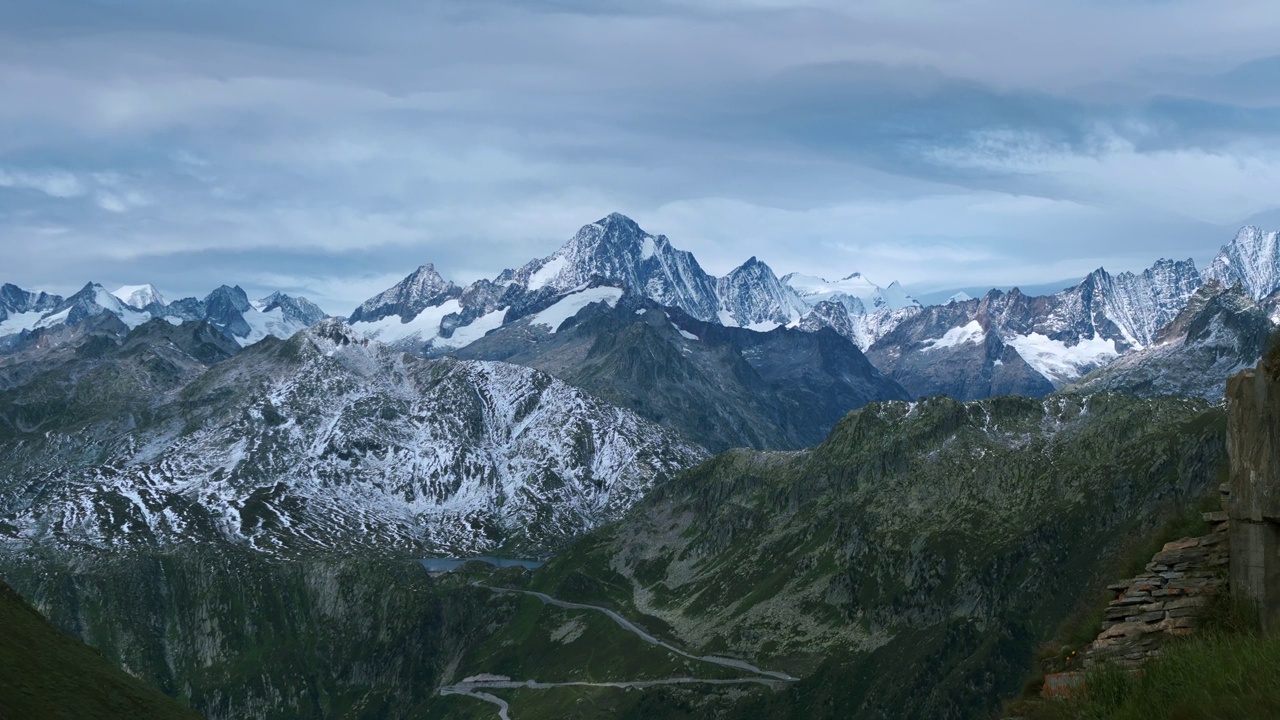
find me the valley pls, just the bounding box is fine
[0,214,1276,719]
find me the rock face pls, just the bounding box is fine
[1071,282,1275,400]
[717,257,809,329]
[0,319,705,556]
[454,293,911,451]
[1082,524,1229,668]
[1206,226,1280,301]
[1226,353,1280,631]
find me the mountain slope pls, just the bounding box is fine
[0,319,706,556]
[348,213,918,355]
[716,257,810,330]
[868,258,1204,398]
[514,392,1225,719]
[0,546,516,720]
[1070,282,1274,399]
[0,576,201,720]
[453,290,911,451]
[1204,225,1280,300]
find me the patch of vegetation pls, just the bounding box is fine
[1027,489,1225,681]
[0,579,201,720]
[1013,597,1276,720]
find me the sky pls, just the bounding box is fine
[2,0,1280,313]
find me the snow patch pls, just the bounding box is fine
[239,307,311,346]
[640,236,656,260]
[0,310,46,336]
[529,286,624,333]
[671,323,699,341]
[93,286,150,328]
[351,299,463,345]
[433,309,507,349]
[920,321,985,351]
[528,256,568,291]
[784,272,918,310]
[1006,333,1119,384]
[111,284,167,309]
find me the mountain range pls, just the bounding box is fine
[1,213,1277,720]
[0,282,325,351]
[346,213,922,355]
[344,216,1280,401]
[7,217,1280,404]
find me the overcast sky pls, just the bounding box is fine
[2,0,1280,312]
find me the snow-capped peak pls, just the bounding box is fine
[1204,225,1280,301]
[948,291,973,303]
[509,213,721,321]
[781,272,919,310]
[348,264,461,324]
[111,283,167,309]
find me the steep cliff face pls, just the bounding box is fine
[1225,349,1280,631]
[1072,283,1274,400]
[0,547,512,720]
[0,576,202,720]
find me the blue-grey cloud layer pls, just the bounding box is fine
[2,0,1280,312]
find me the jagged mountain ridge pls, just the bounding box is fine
[867,256,1210,398]
[348,213,919,354]
[0,319,706,556]
[0,281,326,350]
[1070,281,1274,400]
[349,214,1280,401]
[1205,225,1280,301]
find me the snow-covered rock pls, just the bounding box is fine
[349,213,917,354]
[347,264,461,324]
[1204,226,1280,301]
[868,256,1204,398]
[0,320,706,555]
[0,281,327,350]
[716,257,808,330]
[111,284,168,309]
[506,213,721,321]
[1071,282,1274,399]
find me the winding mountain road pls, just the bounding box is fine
[481,584,798,682]
[437,583,797,718]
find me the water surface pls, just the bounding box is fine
[418,556,545,573]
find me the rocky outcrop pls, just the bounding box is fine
[1082,520,1229,668]
[1225,354,1280,631]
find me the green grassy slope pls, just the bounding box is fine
[514,393,1228,719]
[0,578,202,720]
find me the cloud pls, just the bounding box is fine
[0,168,85,198]
[927,128,1280,224]
[1,0,1280,309]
